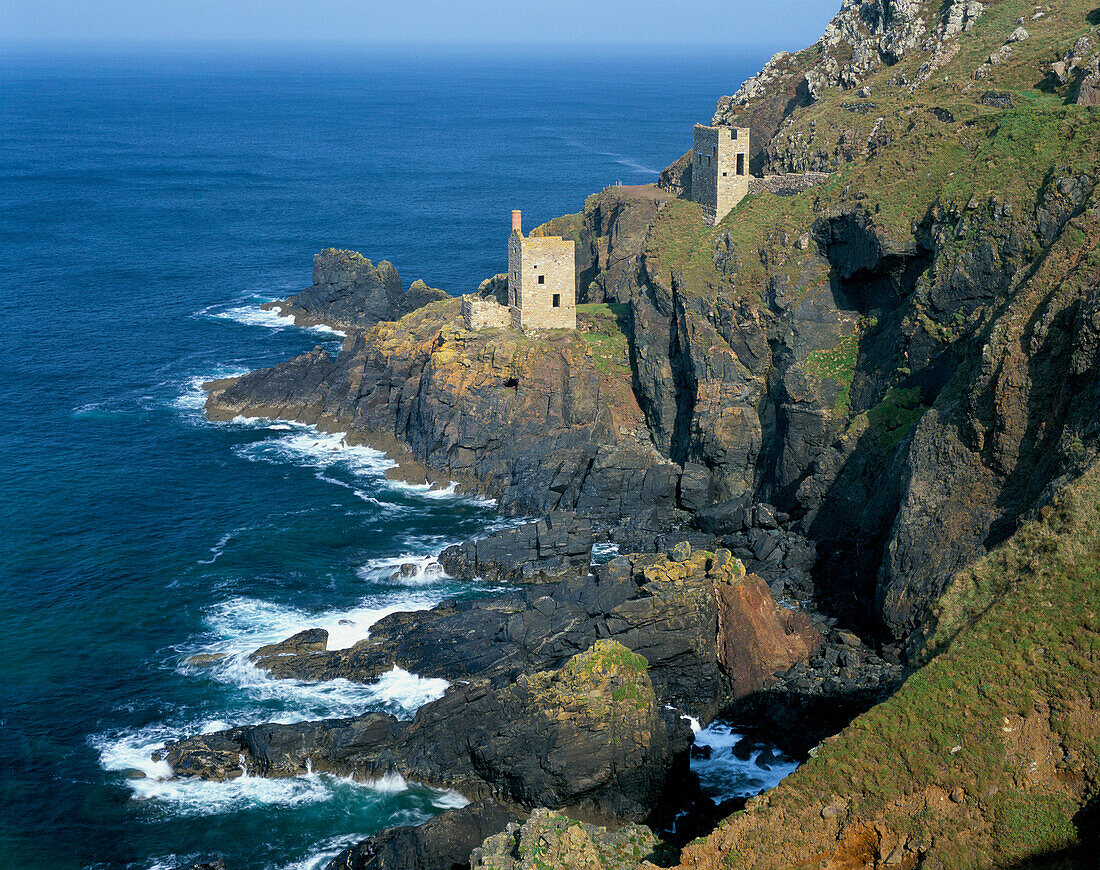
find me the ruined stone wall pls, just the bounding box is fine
[748,172,830,196]
[691,124,750,225]
[462,294,511,330]
[509,234,576,331]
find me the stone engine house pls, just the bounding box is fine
[691,123,751,225]
[461,210,577,333]
[507,209,576,331]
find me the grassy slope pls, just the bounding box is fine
[677,461,1100,869]
[645,0,1100,306]
[654,3,1100,866]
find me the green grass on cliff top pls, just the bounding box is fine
[577,302,631,376]
[712,461,1100,869]
[648,99,1097,310]
[644,0,1100,308]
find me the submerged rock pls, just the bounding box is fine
[184,652,228,667]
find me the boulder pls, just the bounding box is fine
[692,497,750,535]
[713,563,822,699]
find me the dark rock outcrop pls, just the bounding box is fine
[206,297,681,521]
[328,801,523,870]
[246,545,827,727]
[263,249,448,332]
[247,550,732,716]
[439,510,595,584]
[160,641,691,823]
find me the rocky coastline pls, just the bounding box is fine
[175,1,1100,867]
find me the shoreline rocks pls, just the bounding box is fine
[439,510,595,584]
[262,249,448,332]
[159,640,692,823]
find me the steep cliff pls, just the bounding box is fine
[207,1,1100,649]
[673,460,1100,870]
[193,1,1100,865]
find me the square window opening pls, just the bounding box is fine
[538,275,545,284]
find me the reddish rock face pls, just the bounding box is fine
[716,572,822,699]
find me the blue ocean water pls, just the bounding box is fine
[1,46,765,870]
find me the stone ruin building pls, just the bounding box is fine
[691,123,751,226]
[690,124,829,226]
[462,210,576,332]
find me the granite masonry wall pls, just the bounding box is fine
[508,232,576,331]
[691,124,751,225]
[462,294,512,330]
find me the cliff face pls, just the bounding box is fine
[209,3,1100,656]
[208,298,680,521]
[674,462,1100,870]
[569,0,1100,645]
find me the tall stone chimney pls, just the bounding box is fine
[511,209,522,235]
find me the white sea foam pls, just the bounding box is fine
[203,592,443,650]
[233,424,503,510]
[429,789,471,809]
[95,723,396,815]
[93,721,466,823]
[591,542,621,565]
[173,370,252,414]
[357,553,447,586]
[366,666,450,711]
[197,528,248,565]
[212,302,347,338]
[276,836,374,870]
[234,429,397,480]
[386,477,498,507]
[176,592,453,720]
[690,723,799,804]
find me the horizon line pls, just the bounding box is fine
[0,37,794,54]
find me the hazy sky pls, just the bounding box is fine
[4,1,841,48]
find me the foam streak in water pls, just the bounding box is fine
[211,301,346,337]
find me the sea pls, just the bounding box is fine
[2,44,793,870]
